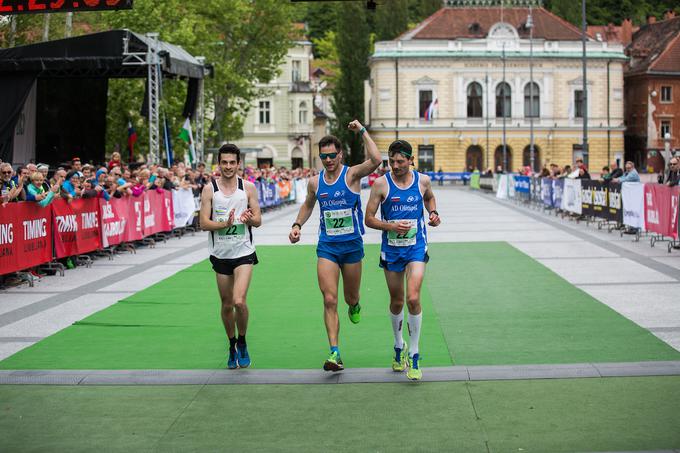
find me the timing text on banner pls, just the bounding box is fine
[0,202,52,275]
[52,198,102,259]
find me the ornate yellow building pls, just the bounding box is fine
[366,3,627,173]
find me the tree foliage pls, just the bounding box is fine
[331,3,371,165]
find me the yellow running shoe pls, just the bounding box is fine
[392,343,409,372]
[406,353,422,381]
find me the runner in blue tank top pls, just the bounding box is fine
[365,140,441,380]
[289,120,382,372]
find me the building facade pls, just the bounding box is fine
[235,36,329,169]
[366,4,627,174]
[624,12,680,173]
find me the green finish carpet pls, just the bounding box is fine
[1,243,678,370]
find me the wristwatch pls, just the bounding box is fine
[292,222,302,230]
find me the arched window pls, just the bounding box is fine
[494,145,513,171]
[522,145,541,172]
[467,82,483,118]
[465,145,484,171]
[299,102,308,124]
[495,82,511,118]
[524,82,540,118]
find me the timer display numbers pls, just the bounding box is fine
[0,0,133,15]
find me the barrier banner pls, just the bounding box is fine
[100,197,128,248]
[126,196,144,242]
[143,190,174,237]
[605,182,623,223]
[644,184,680,239]
[552,179,564,209]
[0,202,53,275]
[479,175,494,191]
[622,182,645,229]
[541,178,553,206]
[514,176,531,194]
[261,182,276,207]
[172,188,195,229]
[294,179,307,203]
[561,178,582,214]
[580,180,595,217]
[52,198,101,259]
[531,177,542,203]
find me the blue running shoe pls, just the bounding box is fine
[236,343,251,368]
[227,348,238,369]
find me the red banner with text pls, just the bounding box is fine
[644,184,680,239]
[0,202,53,275]
[52,198,102,259]
[143,190,174,236]
[126,196,145,242]
[99,197,129,248]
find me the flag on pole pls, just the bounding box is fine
[163,117,173,166]
[127,120,138,162]
[178,117,196,165]
[424,98,438,121]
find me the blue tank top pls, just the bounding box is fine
[317,165,364,243]
[380,170,427,259]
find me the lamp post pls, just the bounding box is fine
[502,41,507,172]
[486,72,490,171]
[528,6,535,173]
[581,0,589,167]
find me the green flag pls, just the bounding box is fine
[178,117,196,165]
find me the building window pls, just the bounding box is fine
[259,101,271,124]
[495,83,511,118]
[522,145,541,172]
[298,101,308,124]
[417,145,435,172]
[467,82,483,118]
[419,90,433,120]
[524,82,540,118]
[292,60,301,82]
[291,157,303,169]
[574,90,584,118]
[661,86,672,103]
[661,121,671,139]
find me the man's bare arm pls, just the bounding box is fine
[347,120,382,182]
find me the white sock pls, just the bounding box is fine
[390,309,404,349]
[407,312,422,357]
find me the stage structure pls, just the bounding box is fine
[0,29,207,166]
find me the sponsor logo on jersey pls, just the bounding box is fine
[334,190,345,197]
[407,196,417,203]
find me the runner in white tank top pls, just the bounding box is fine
[200,144,261,370]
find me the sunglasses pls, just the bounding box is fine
[1,171,12,175]
[319,152,338,160]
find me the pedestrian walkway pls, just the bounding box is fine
[1,186,679,452]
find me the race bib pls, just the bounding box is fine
[324,208,355,236]
[387,219,417,246]
[216,220,246,242]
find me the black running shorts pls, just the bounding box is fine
[210,252,259,276]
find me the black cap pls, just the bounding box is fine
[388,140,413,158]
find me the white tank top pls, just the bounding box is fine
[208,177,255,259]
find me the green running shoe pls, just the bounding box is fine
[323,351,344,372]
[406,353,422,381]
[392,342,409,372]
[348,302,361,324]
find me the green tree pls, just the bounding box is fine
[375,0,410,41]
[332,3,371,165]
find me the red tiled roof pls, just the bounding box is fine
[626,16,680,75]
[406,7,585,41]
[587,24,638,45]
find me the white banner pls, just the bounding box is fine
[496,174,515,199]
[561,178,582,214]
[622,182,645,230]
[294,179,308,204]
[172,188,196,228]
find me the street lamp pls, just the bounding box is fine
[527,6,535,173]
[581,0,589,167]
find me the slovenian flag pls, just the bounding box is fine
[390,196,401,202]
[127,120,138,161]
[424,98,438,121]
[179,117,197,165]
